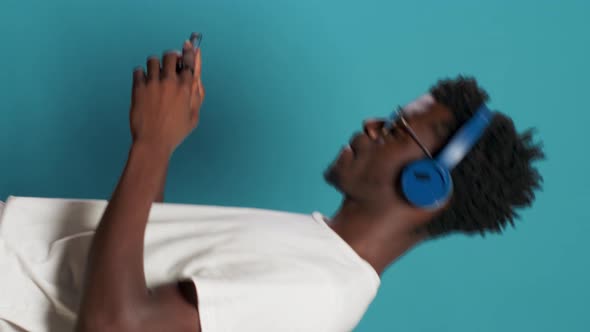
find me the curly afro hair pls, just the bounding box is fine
[426,76,545,237]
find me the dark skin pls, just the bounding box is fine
[74,40,455,330]
[75,40,205,332]
[325,94,455,275]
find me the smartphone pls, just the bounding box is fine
[190,32,203,49]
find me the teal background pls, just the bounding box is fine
[1,0,588,331]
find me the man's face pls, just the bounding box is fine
[324,94,455,210]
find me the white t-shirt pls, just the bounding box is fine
[0,197,380,332]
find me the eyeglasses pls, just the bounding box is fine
[382,107,433,159]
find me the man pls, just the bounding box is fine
[0,38,544,332]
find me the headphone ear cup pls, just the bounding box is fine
[401,159,453,209]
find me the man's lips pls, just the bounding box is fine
[349,133,372,156]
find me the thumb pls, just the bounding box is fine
[191,48,201,96]
[189,48,202,110]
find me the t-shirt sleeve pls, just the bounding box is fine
[187,274,338,332]
[0,201,5,221]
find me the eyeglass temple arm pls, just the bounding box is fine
[385,110,433,159]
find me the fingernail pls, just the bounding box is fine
[164,49,181,56]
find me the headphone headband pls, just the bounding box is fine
[436,104,493,170]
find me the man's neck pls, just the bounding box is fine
[327,200,428,276]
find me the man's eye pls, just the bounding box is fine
[390,124,409,139]
[382,125,400,138]
[390,127,402,137]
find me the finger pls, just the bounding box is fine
[162,51,180,78]
[191,84,204,127]
[147,56,161,80]
[188,48,202,95]
[195,47,202,78]
[179,63,194,84]
[190,109,200,128]
[189,77,205,122]
[132,67,147,106]
[197,76,205,99]
[182,40,196,74]
[133,66,147,88]
[189,77,204,119]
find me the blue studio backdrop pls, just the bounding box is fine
[1,1,588,331]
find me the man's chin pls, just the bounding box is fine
[323,166,342,190]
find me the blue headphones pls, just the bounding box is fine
[400,104,494,210]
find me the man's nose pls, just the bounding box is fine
[363,119,386,140]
